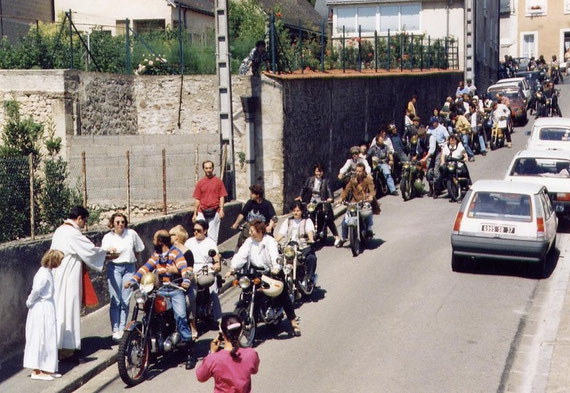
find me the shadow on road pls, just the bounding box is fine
[558,218,570,234]
[366,238,385,250]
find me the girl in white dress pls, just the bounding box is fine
[23,249,64,381]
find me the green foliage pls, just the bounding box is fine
[229,0,266,72]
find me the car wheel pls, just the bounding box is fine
[451,253,467,272]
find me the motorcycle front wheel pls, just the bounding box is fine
[117,326,150,387]
[400,176,412,201]
[234,306,256,348]
[349,226,360,257]
[447,179,461,202]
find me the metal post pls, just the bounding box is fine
[320,19,325,72]
[445,37,448,69]
[420,39,424,71]
[270,13,276,73]
[387,29,391,71]
[408,33,414,71]
[299,20,303,73]
[28,153,34,240]
[357,25,362,71]
[81,151,88,230]
[68,10,73,69]
[178,3,183,75]
[126,150,131,222]
[374,30,378,72]
[400,33,403,72]
[342,25,345,73]
[428,36,431,69]
[125,19,131,74]
[436,39,440,69]
[162,148,167,215]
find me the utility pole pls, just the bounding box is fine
[215,0,235,198]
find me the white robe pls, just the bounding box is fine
[23,267,58,372]
[51,220,106,350]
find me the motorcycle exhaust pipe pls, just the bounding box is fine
[163,332,181,352]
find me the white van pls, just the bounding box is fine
[496,77,532,102]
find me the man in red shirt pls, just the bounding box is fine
[192,160,227,244]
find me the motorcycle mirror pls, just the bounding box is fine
[208,249,217,257]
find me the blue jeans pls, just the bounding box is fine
[341,211,373,239]
[460,134,475,158]
[188,283,222,322]
[107,263,135,332]
[380,163,396,193]
[158,286,192,342]
[477,132,487,153]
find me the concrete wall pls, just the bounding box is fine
[0,201,242,362]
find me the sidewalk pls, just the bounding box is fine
[0,204,346,393]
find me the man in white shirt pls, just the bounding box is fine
[491,101,512,148]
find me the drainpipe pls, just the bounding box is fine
[240,96,260,187]
[446,0,453,38]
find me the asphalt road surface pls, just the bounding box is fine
[77,81,570,393]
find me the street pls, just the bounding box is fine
[77,83,570,393]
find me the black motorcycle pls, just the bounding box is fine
[370,156,389,198]
[232,264,286,347]
[343,201,373,257]
[442,156,470,202]
[305,201,330,246]
[194,250,223,330]
[118,275,191,386]
[280,240,315,301]
[399,160,425,201]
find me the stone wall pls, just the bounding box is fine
[0,201,242,362]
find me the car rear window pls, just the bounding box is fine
[467,192,532,222]
[510,157,570,177]
[538,127,570,142]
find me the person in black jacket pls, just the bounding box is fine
[295,164,340,246]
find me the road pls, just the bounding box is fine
[77,82,570,393]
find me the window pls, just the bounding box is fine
[379,4,420,33]
[133,19,166,34]
[526,0,547,16]
[521,32,537,58]
[468,192,532,222]
[337,7,356,33]
[357,7,377,33]
[565,0,570,13]
[500,0,512,15]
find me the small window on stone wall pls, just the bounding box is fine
[133,19,166,34]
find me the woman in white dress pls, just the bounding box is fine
[101,212,145,341]
[24,249,64,381]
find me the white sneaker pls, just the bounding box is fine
[31,374,54,381]
[112,330,124,341]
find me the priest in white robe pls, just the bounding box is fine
[51,206,107,353]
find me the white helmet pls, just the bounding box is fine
[260,274,284,298]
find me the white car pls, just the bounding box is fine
[451,180,557,276]
[505,150,570,216]
[496,77,532,102]
[525,117,570,151]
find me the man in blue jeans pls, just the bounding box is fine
[126,229,197,369]
[468,102,487,156]
[367,134,398,196]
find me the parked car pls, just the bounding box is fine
[505,150,570,216]
[451,180,557,276]
[514,57,531,71]
[525,117,570,151]
[496,77,532,102]
[487,85,528,125]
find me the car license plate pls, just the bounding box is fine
[481,224,515,234]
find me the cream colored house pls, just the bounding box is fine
[0,0,54,41]
[501,0,570,61]
[54,0,214,42]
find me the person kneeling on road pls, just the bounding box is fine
[125,229,198,369]
[336,163,375,248]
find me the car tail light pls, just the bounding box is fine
[536,217,545,240]
[452,212,463,234]
[556,193,570,201]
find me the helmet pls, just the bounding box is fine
[140,272,159,293]
[260,274,284,297]
[413,178,425,193]
[197,273,215,288]
[349,146,360,155]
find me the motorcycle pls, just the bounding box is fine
[118,273,191,386]
[399,160,425,201]
[371,156,389,198]
[442,156,470,202]
[305,201,330,246]
[490,121,506,150]
[552,65,563,84]
[343,201,373,257]
[232,264,286,348]
[194,249,223,329]
[280,240,315,302]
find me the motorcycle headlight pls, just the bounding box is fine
[283,246,295,259]
[140,283,155,294]
[349,205,357,214]
[134,289,148,305]
[447,163,455,171]
[307,203,316,213]
[403,162,410,169]
[363,202,372,210]
[238,276,251,289]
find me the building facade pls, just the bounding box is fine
[501,0,570,62]
[0,0,54,42]
[54,0,214,42]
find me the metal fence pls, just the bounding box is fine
[0,147,223,244]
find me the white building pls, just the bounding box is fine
[54,0,214,41]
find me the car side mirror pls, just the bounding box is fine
[525,130,531,136]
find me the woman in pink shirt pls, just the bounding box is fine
[196,314,260,393]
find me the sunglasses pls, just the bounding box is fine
[193,228,203,233]
[114,220,126,224]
